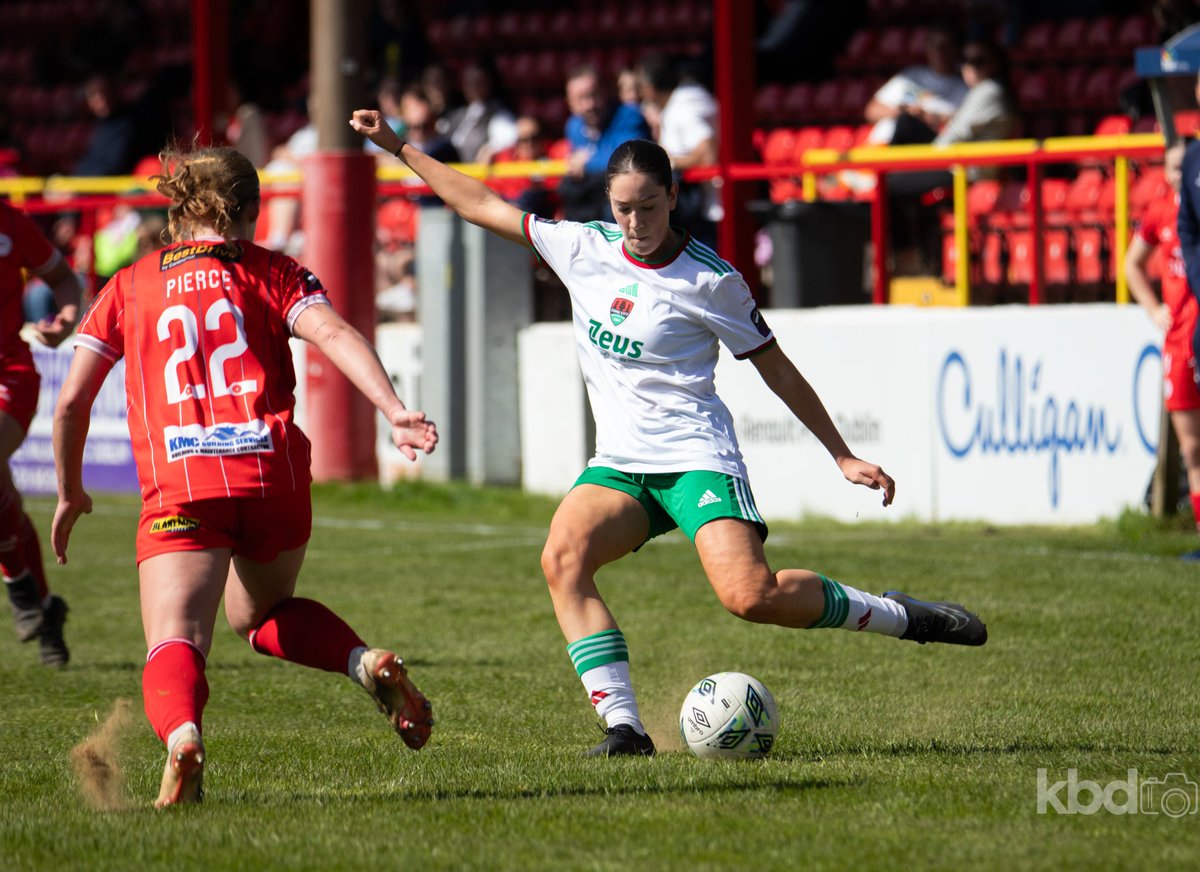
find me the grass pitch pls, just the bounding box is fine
[2,484,1199,871]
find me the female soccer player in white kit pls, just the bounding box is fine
[351,110,987,757]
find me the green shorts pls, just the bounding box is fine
[573,467,769,546]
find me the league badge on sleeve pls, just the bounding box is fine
[610,297,634,326]
[750,306,771,337]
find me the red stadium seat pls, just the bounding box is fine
[1015,68,1056,114]
[780,82,814,124]
[755,84,784,126]
[378,198,419,247]
[873,27,909,71]
[1115,14,1155,57]
[836,29,876,74]
[1043,226,1072,286]
[1093,114,1132,136]
[1012,21,1054,65]
[763,128,801,203]
[836,78,873,124]
[1130,165,1168,214]
[1073,225,1110,285]
[792,125,826,159]
[1052,18,1088,62]
[822,125,856,153]
[1083,16,1118,61]
[811,80,842,122]
[1176,110,1200,137]
[1081,65,1123,112]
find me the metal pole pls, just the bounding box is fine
[713,0,758,295]
[304,0,377,481]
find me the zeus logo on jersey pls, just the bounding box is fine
[160,242,241,270]
[164,420,273,462]
[588,319,644,359]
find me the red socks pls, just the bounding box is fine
[18,513,48,600]
[142,639,209,743]
[1191,493,1200,534]
[248,597,366,674]
[0,484,26,580]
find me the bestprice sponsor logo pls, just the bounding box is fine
[1036,768,1198,817]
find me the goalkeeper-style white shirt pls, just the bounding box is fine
[522,214,775,477]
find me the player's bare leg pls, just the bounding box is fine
[228,547,433,749]
[1171,408,1200,559]
[139,549,228,807]
[541,485,655,756]
[695,518,986,645]
[0,413,66,664]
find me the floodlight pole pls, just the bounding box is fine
[304,0,379,481]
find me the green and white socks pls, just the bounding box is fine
[808,574,908,636]
[567,629,647,735]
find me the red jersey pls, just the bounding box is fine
[76,238,330,507]
[0,200,60,363]
[1136,194,1197,349]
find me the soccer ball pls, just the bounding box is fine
[679,671,779,759]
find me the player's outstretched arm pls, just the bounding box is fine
[292,302,438,461]
[51,348,110,563]
[749,343,895,506]
[349,109,527,247]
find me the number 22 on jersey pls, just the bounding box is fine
[157,299,258,404]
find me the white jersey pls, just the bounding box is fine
[522,214,775,477]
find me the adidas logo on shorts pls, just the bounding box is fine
[697,489,722,508]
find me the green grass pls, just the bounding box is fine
[3,484,1200,871]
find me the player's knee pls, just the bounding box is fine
[715,575,776,623]
[541,537,585,591]
[1181,440,1200,471]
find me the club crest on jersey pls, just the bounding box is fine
[160,241,241,271]
[149,515,201,534]
[610,297,635,326]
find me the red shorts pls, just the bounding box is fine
[0,358,40,433]
[1162,336,1200,412]
[136,489,312,565]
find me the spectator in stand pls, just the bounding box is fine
[420,63,460,120]
[618,66,660,141]
[223,81,270,169]
[863,22,967,146]
[559,64,652,222]
[262,96,319,255]
[637,54,720,247]
[0,200,82,667]
[1127,142,1200,560]
[439,62,517,165]
[493,115,557,218]
[74,76,138,177]
[397,86,458,163]
[364,77,408,159]
[886,38,1018,273]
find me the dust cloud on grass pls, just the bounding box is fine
[70,698,134,811]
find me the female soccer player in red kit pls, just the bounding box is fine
[51,146,437,806]
[1126,141,1200,559]
[0,200,82,666]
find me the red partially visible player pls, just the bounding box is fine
[0,199,82,666]
[51,146,438,807]
[1125,141,1200,557]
